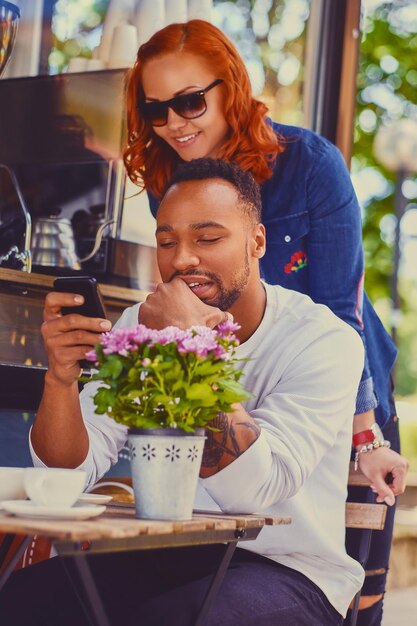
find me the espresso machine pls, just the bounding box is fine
[0,1,19,77]
[0,7,158,289]
[0,2,31,271]
[0,57,127,278]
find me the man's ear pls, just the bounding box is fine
[251,223,266,259]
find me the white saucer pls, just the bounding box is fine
[77,493,113,505]
[0,500,106,520]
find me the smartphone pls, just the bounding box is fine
[53,276,107,319]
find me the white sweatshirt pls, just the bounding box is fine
[31,282,365,617]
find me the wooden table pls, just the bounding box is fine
[0,504,291,626]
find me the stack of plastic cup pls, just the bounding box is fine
[107,23,138,69]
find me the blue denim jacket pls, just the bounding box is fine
[148,121,397,425]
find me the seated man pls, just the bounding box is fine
[1,159,364,626]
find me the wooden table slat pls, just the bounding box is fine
[0,508,290,543]
[193,511,291,528]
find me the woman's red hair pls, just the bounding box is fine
[124,20,282,198]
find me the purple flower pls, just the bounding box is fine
[93,322,240,362]
[85,348,98,362]
[101,328,137,356]
[152,326,188,346]
[190,326,216,338]
[213,344,228,359]
[98,325,155,356]
[216,320,240,341]
[176,326,220,357]
[178,336,209,357]
[131,324,155,345]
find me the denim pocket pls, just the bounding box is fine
[265,211,309,245]
[262,212,310,285]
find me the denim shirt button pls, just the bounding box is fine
[284,235,291,242]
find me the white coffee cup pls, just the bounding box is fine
[165,0,187,24]
[67,57,88,73]
[108,24,138,69]
[85,59,106,71]
[134,0,165,46]
[188,0,212,21]
[24,468,86,508]
[0,467,26,501]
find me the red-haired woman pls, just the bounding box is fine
[124,20,407,626]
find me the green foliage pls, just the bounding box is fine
[354,3,417,396]
[394,280,417,396]
[399,419,417,472]
[355,13,417,302]
[49,0,109,72]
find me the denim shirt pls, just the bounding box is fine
[148,121,397,425]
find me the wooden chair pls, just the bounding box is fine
[346,462,387,626]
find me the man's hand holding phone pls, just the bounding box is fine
[42,277,112,385]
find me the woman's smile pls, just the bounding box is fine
[172,131,201,148]
[141,52,229,161]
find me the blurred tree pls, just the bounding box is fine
[354,6,417,295]
[49,0,109,73]
[352,1,417,395]
[213,0,309,125]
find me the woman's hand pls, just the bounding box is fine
[353,409,408,505]
[358,446,409,506]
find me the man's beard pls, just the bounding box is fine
[169,250,250,311]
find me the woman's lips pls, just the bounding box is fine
[173,132,200,148]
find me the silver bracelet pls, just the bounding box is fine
[354,439,391,471]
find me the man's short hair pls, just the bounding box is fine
[163,158,262,223]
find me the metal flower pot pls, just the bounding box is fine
[127,428,206,521]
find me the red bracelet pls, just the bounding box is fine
[352,429,374,447]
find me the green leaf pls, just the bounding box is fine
[187,383,215,400]
[94,387,117,413]
[97,356,124,380]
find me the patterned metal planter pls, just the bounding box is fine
[127,428,206,520]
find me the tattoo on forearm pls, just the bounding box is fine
[201,412,261,476]
[236,420,260,438]
[202,413,231,468]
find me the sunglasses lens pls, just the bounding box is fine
[172,93,206,119]
[141,102,168,127]
[140,91,209,126]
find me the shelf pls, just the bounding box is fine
[0,268,150,304]
[0,267,150,370]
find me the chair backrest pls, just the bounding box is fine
[346,462,387,626]
[346,502,386,530]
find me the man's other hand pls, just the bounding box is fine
[139,277,230,329]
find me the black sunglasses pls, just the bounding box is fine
[139,79,224,127]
